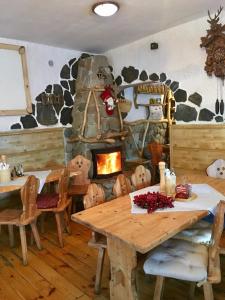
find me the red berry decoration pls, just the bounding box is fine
[133,192,174,213]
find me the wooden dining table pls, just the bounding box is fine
[71,173,225,300]
[0,169,81,193]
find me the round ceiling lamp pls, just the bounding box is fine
[92,1,119,17]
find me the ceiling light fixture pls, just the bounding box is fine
[92,1,119,17]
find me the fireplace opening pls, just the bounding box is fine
[91,147,123,179]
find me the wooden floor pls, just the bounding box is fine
[0,217,225,300]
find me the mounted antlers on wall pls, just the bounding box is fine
[200,6,225,79]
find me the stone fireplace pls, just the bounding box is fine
[65,55,127,179]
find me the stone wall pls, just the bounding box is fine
[124,123,168,160]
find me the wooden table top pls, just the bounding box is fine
[72,195,207,254]
[72,173,225,254]
[0,169,80,193]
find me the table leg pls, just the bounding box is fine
[107,237,138,300]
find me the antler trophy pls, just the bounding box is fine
[200,6,225,79]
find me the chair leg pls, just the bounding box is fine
[152,165,156,185]
[220,247,225,255]
[55,212,64,248]
[64,208,71,235]
[153,276,165,300]
[203,282,214,300]
[19,225,28,265]
[40,213,45,234]
[30,220,42,250]
[94,247,106,294]
[68,200,73,215]
[189,282,196,300]
[8,225,15,248]
[70,198,77,214]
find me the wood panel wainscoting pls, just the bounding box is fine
[0,128,65,171]
[170,124,225,175]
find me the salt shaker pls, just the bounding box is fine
[0,155,7,167]
[170,168,176,194]
[165,169,173,196]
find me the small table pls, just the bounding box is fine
[0,169,80,193]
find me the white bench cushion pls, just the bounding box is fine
[143,239,208,282]
[173,220,212,245]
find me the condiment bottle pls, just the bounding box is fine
[165,168,173,196]
[159,161,166,194]
[170,168,176,194]
[0,155,11,183]
[1,155,6,163]
[0,155,7,169]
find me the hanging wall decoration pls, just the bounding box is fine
[200,6,225,79]
[100,86,118,115]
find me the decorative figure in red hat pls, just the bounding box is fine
[100,86,117,115]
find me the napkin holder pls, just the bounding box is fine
[0,168,11,183]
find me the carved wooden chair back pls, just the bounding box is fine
[131,165,151,190]
[57,168,69,208]
[83,183,105,210]
[20,175,39,224]
[208,200,225,283]
[68,155,91,185]
[83,183,106,294]
[113,174,132,197]
[36,168,71,248]
[148,142,163,165]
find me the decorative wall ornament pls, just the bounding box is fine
[100,86,118,115]
[200,6,225,79]
[41,93,64,106]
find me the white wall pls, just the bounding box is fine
[105,13,225,122]
[0,37,82,131]
[1,13,224,129]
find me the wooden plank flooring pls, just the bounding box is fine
[0,217,224,300]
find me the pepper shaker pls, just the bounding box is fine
[159,161,166,194]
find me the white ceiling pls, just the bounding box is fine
[0,0,222,53]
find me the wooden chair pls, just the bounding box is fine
[67,155,91,212]
[148,142,163,184]
[37,168,71,247]
[83,183,107,294]
[131,165,151,190]
[113,174,132,197]
[0,175,42,265]
[173,160,225,250]
[143,200,225,300]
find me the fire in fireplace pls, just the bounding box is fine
[91,147,123,179]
